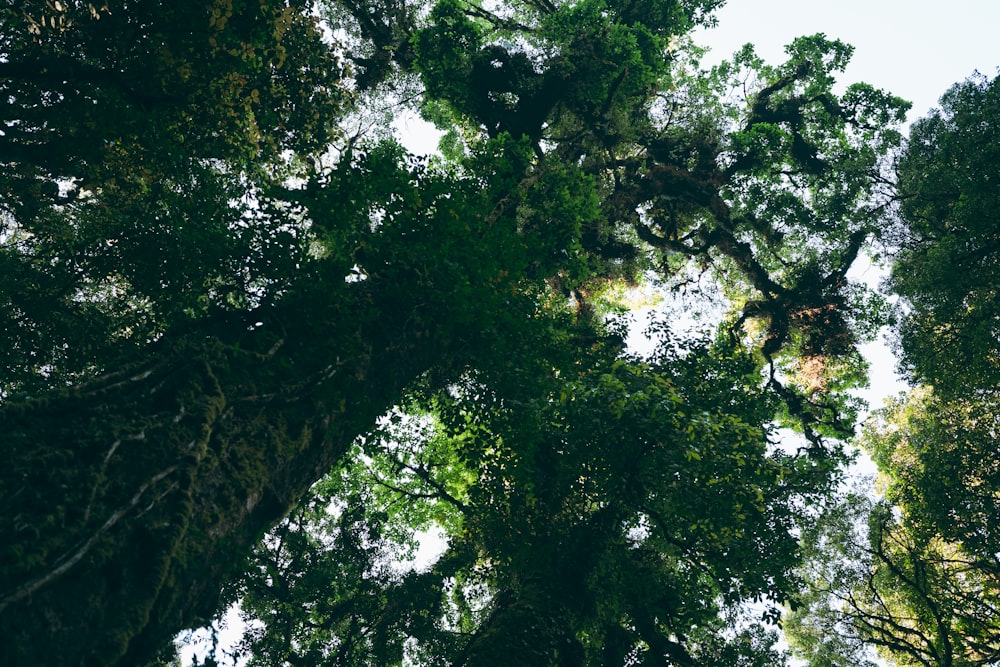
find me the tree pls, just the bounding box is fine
[890,72,1000,395]
[786,71,1000,667]
[786,393,1000,667]
[235,326,809,666]
[0,0,908,663]
[0,0,347,394]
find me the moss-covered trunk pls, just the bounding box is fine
[460,576,583,667]
[0,279,451,666]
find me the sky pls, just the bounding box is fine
[695,0,1000,124]
[183,2,1000,663]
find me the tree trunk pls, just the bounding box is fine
[460,575,584,667]
[0,278,451,666]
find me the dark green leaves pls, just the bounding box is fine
[236,324,824,665]
[891,72,1000,394]
[0,1,937,664]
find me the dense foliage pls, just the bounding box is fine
[235,327,823,665]
[785,390,1000,667]
[890,73,1000,395]
[0,0,346,394]
[785,72,1000,667]
[11,1,999,666]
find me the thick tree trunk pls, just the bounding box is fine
[460,575,584,667]
[0,279,450,666]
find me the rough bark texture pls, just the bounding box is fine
[460,576,583,667]
[0,278,447,666]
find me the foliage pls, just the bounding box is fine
[787,467,1000,667]
[0,0,915,664]
[890,72,1000,394]
[0,0,347,395]
[236,325,811,666]
[782,487,881,667]
[859,389,1000,665]
[408,0,907,440]
[787,71,1000,667]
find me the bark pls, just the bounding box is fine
[459,575,584,667]
[0,277,455,666]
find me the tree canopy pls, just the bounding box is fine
[234,326,819,666]
[890,72,1000,396]
[785,72,1000,667]
[10,1,999,666]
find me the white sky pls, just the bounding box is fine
[695,0,1000,123]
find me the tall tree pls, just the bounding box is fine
[787,71,1000,667]
[0,0,907,663]
[786,392,1000,667]
[889,72,1000,395]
